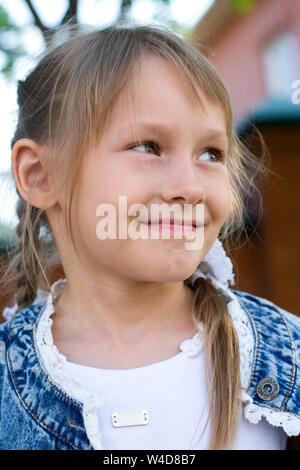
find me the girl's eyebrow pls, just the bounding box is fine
[119,122,228,147]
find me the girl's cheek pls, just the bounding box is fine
[208,179,232,220]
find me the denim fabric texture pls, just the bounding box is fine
[232,290,300,420]
[0,287,299,450]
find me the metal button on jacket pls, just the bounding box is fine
[256,377,280,401]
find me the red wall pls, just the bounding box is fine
[195,0,300,120]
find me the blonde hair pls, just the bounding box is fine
[1,22,270,449]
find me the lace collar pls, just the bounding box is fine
[34,276,295,448]
[35,278,205,449]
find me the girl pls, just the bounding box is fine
[0,22,299,451]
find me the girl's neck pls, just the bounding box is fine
[51,277,197,368]
[53,277,195,340]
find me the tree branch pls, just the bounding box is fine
[61,0,79,25]
[117,0,133,22]
[23,0,49,39]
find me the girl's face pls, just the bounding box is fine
[61,54,232,284]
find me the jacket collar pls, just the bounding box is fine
[7,298,91,450]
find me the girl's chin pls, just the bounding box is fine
[133,260,199,284]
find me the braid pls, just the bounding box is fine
[0,192,59,316]
[14,197,51,313]
[15,199,39,310]
[189,276,241,449]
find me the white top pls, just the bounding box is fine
[32,276,295,450]
[62,334,287,450]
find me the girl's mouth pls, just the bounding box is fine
[148,221,196,232]
[137,220,202,237]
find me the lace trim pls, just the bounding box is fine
[241,389,300,437]
[180,330,203,357]
[35,279,105,450]
[197,238,236,288]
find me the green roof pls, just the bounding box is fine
[236,97,300,134]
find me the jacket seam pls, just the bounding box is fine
[7,348,82,450]
[261,406,299,416]
[246,310,259,390]
[268,303,296,414]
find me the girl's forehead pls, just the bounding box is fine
[110,62,227,131]
[97,53,229,146]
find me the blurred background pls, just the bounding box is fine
[0,0,299,316]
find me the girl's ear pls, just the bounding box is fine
[11,138,58,210]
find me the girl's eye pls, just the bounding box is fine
[128,141,225,163]
[197,148,225,163]
[129,141,160,156]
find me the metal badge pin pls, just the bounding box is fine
[112,410,149,427]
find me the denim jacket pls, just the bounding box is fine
[0,277,299,450]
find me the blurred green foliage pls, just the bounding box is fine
[0,5,25,77]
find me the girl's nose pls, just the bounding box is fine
[160,160,206,206]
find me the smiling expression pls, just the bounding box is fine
[59,53,233,283]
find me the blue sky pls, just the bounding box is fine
[0,0,213,227]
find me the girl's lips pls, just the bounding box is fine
[146,221,201,228]
[140,221,199,236]
[149,221,195,229]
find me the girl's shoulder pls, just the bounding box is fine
[227,287,300,438]
[230,287,300,339]
[0,300,46,344]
